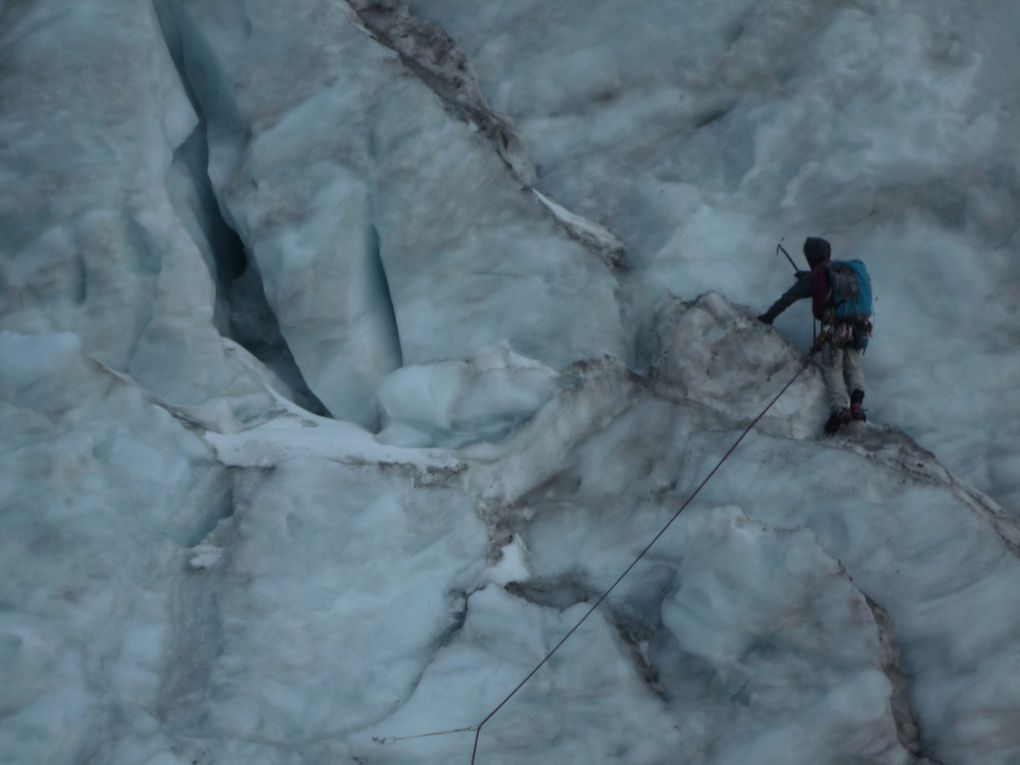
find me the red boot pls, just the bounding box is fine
[850,390,866,422]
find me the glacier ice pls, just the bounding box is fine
[408,0,1020,510]
[2,1,1020,764]
[375,343,562,448]
[167,0,627,427]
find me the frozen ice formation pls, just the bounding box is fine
[162,0,627,427]
[408,0,1020,510]
[2,1,1020,764]
[375,342,562,448]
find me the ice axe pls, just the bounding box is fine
[775,241,799,273]
[776,239,820,352]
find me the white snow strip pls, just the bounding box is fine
[533,188,625,255]
[204,416,461,470]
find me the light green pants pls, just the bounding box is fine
[821,343,865,410]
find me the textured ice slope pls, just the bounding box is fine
[0,0,285,414]
[0,332,226,761]
[166,0,627,427]
[409,0,1020,509]
[363,297,1020,764]
[3,1,1020,764]
[8,298,1018,764]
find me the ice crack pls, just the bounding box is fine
[861,595,947,765]
[835,423,1020,557]
[348,0,628,271]
[347,0,535,184]
[152,0,330,416]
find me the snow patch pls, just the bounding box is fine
[533,188,626,269]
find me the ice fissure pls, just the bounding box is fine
[862,594,945,765]
[504,574,599,612]
[349,0,629,273]
[347,0,535,185]
[155,1,331,417]
[366,221,404,370]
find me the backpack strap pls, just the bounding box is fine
[811,263,831,321]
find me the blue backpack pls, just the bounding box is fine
[826,260,872,321]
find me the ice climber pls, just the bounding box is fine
[757,236,873,435]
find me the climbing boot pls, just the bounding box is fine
[849,390,866,422]
[824,408,850,436]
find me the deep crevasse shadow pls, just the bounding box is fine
[155,0,330,417]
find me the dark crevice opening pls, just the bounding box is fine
[367,222,403,370]
[154,0,330,417]
[224,247,330,417]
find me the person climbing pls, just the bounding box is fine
[757,236,873,435]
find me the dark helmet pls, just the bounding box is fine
[803,237,831,268]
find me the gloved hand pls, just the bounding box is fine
[757,314,773,325]
[795,270,809,280]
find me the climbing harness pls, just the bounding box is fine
[376,358,815,764]
[811,326,830,355]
